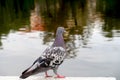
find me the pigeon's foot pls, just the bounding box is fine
[55,75,65,78]
[45,75,53,77]
[45,72,52,78]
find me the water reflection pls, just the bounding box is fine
[102,18,120,38]
[0,0,120,48]
[22,0,95,58]
[33,0,88,29]
[0,38,2,49]
[0,0,120,80]
[0,0,34,48]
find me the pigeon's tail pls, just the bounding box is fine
[20,59,38,79]
[19,59,50,79]
[20,71,31,79]
[20,66,50,79]
[20,66,33,79]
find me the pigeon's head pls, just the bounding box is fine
[56,27,65,35]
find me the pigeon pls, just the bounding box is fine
[20,27,66,79]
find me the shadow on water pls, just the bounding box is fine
[0,0,120,79]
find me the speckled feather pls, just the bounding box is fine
[42,47,66,68]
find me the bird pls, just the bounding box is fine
[20,27,66,79]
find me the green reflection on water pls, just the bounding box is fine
[0,0,34,47]
[0,0,34,31]
[1,0,120,47]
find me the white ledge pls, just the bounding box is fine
[0,76,116,80]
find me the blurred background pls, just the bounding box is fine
[0,0,120,80]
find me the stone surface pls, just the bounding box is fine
[0,76,116,80]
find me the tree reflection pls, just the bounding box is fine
[1,0,120,57]
[96,0,120,18]
[0,0,34,47]
[9,0,94,58]
[33,0,94,58]
[96,0,120,38]
[102,18,120,38]
[0,35,2,49]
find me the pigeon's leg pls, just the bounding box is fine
[45,71,52,77]
[53,68,65,78]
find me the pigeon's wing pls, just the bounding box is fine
[42,47,66,68]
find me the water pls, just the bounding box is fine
[0,0,120,80]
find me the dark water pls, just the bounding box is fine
[0,0,120,80]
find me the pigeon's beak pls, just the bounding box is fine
[63,29,67,34]
[63,29,68,39]
[64,30,66,33]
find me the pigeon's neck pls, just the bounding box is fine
[53,34,65,48]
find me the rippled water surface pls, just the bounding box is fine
[0,0,120,80]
